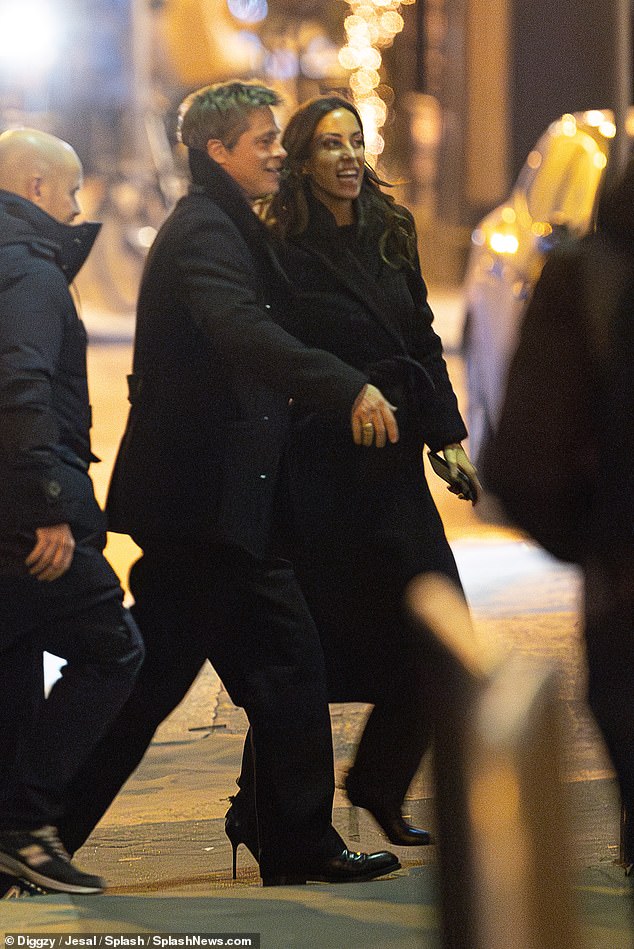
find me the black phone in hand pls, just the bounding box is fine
[428,451,479,504]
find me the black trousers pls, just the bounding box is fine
[0,542,144,829]
[58,545,344,877]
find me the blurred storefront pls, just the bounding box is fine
[1,0,630,290]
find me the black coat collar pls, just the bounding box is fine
[187,149,290,292]
[292,189,411,349]
[0,190,100,283]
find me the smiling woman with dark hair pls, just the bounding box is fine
[261,95,479,845]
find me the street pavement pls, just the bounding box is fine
[4,293,632,947]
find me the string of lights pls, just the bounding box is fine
[338,0,416,163]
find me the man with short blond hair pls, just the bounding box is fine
[57,82,400,886]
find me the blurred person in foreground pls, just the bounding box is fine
[56,81,401,886]
[486,159,634,873]
[260,95,479,843]
[0,128,144,896]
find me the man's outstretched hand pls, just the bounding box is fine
[351,383,399,448]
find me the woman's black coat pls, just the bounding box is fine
[275,197,468,699]
[106,152,367,558]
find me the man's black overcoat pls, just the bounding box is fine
[107,151,367,558]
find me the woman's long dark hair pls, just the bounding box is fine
[264,95,417,270]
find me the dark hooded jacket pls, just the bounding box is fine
[0,190,103,552]
[106,150,367,558]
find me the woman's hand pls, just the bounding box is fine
[351,383,399,448]
[442,443,482,501]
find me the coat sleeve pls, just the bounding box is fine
[484,249,594,562]
[406,247,468,450]
[179,212,368,415]
[0,251,72,528]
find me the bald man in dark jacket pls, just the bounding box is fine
[0,129,143,896]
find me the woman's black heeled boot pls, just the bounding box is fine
[225,796,259,880]
[364,805,433,846]
[345,781,433,846]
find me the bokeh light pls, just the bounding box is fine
[227,0,268,24]
[339,0,415,163]
[0,0,61,77]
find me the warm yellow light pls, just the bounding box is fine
[341,0,413,164]
[338,45,361,69]
[380,10,405,33]
[366,21,381,44]
[358,46,382,69]
[490,232,519,255]
[593,152,608,169]
[561,114,577,137]
[599,121,616,139]
[376,83,395,105]
[364,94,388,125]
[350,68,381,93]
[501,206,516,224]
[344,14,368,35]
[353,4,377,17]
[584,110,605,127]
[365,132,385,156]
[526,150,542,170]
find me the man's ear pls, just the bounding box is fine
[27,176,43,204]
[206,139,228,165]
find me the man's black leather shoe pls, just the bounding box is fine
[262,849,400,886]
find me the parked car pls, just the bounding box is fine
[461,109,629,471]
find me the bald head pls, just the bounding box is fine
[0,128,83,224]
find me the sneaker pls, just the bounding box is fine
[0,826,104,894]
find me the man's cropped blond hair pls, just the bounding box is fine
[178,81,282,151]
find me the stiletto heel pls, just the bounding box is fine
[231,839,238,881]
[225,795,259,880]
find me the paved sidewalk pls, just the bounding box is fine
[3,653,632,946]
[0,729,631,948]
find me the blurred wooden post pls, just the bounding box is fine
[407,573,583,949]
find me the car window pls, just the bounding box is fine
[525,130,605,232]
